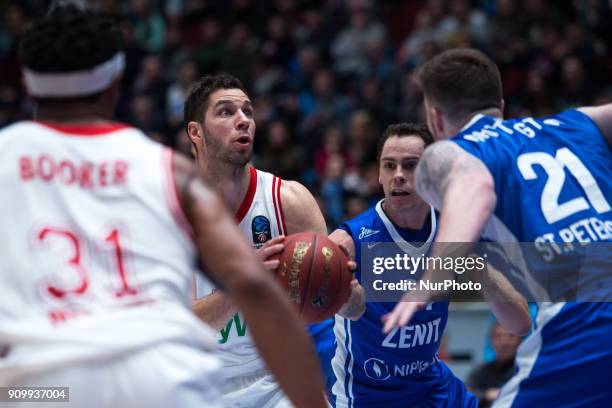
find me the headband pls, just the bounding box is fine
[23,52,125,98]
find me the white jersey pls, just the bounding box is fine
[195,168,291,405]
[0,121,218,386]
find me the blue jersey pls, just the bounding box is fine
[453,110,612,408]
[454,109,610,244]
[331,201,477,408]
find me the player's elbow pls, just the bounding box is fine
[513,320,532,337]
[508,305,532,337]
[502,316,531,337]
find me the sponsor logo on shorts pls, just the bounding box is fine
[363,357,390,381]
[362,355,440,381]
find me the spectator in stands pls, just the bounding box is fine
[166,59,197,129]
[467,322,523,408]
[2,0,610,227]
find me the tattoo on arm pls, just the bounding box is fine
[416,141,488,207]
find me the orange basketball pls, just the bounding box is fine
[275,232,352,323]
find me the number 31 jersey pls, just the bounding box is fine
[0,121,217,384]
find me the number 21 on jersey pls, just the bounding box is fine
[517,147,610,224]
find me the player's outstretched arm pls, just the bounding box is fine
[418,143,530,334]
[578,103,612,148]
[383,141,497,333]
[329,228,365,320]
[415,141,496,242]
[479,263,531,336]
[174,155,328,408]
[384,142,531,334]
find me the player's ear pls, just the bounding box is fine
[186,121,204,155]
[500,99,505,114]
[429,106,445,138]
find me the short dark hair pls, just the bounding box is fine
[415,48,502,123]
[19,5,123,102]
[377,123,433,161]
[184,73,247,129]
[20,5,123,75]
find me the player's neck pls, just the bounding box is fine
[452,107,504,135]
[203,162,251,213]
[34,103,113,123]
[382,199,430,230]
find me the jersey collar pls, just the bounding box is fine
[460,113,485,132]
[375,199,437,256]
[235,166,258,223]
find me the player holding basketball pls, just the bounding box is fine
[385,49,612,407]
[0,6,328,408]
[328,123,530,407]
[185,73,361,407]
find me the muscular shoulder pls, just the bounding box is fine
[416,141,492,208]
[279,179,327,234]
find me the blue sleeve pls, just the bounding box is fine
[337,222,351,234]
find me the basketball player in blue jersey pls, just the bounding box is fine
[328,123,530,408]
[385,49,612,407]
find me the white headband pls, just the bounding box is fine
[23,52,125,98]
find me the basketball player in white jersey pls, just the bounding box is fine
[0,6,328,408]
[185,73,364,407]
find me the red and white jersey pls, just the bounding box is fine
[0,121,217,385]
[195,167,287,380]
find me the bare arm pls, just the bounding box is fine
[191,238,284,330]
[192,180,326,332]
[417,142,530,333]
[280,180,327,234]
[174,155,327,408]
[479,263,531,336]
[578,104,612,148]
[415,141,496,242]
[192,291,237,331]
[329,229,365,320]
[384,142,530,334]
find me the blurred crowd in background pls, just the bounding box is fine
[1,0,611,229]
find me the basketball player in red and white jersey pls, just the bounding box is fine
[0,6,328,408]
[186,74,364,407]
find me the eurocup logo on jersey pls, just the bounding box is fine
[251,215,272,246]
[363,357,390,381]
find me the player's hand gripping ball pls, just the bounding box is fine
[274,232,352,323]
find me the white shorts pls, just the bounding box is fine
[4,341,223,408]
[222,371,294,408]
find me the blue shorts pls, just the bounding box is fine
[330,361,478,408]
[494,303,612,408]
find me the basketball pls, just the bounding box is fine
[274,232,352,323]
